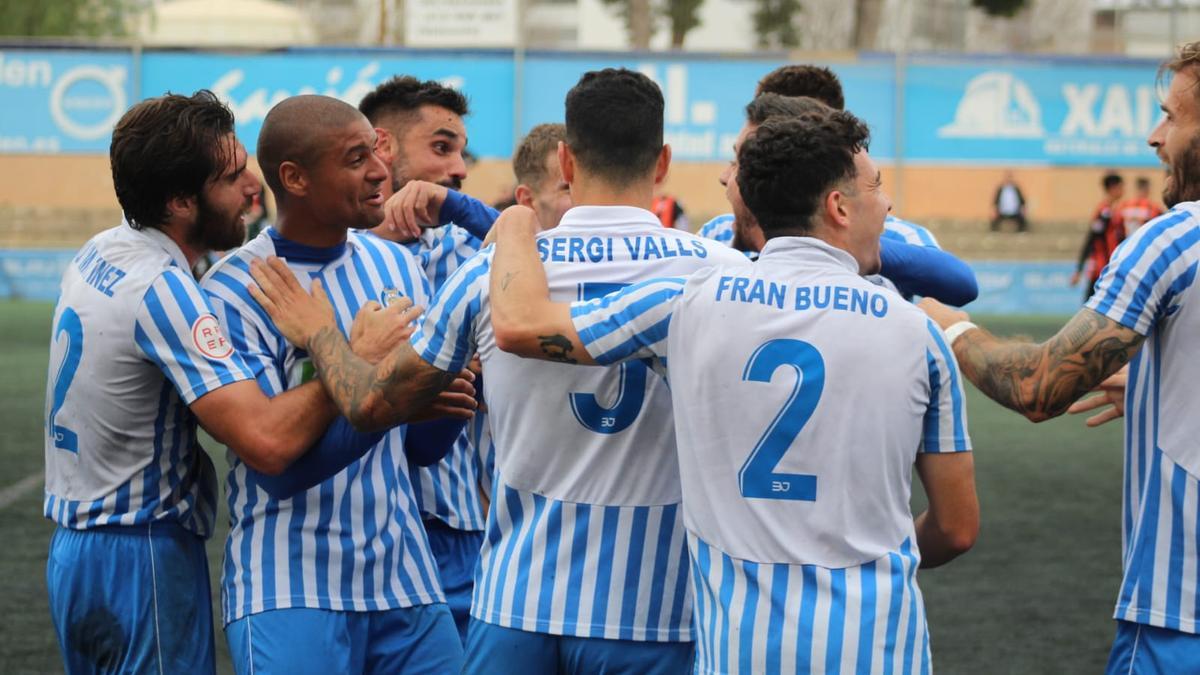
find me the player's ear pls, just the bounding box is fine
[165,193,197,223]
[653,144,671,186]
[373,127,395,163]
[558,141,575,185]
[515,184,534,208]
[279,161,308,198]
[825,188,851,230]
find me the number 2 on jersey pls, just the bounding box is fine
[739,339,824,501]
[569,282,648,434]
[48,307,83,453]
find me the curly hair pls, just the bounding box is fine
[745,93,832,126]
[110,90,234,230]
[358,76,469,126]
[756,65,845,111]
[737,110,870,235]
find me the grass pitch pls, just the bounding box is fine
[0,301,1122,674]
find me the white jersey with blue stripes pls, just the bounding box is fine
[397,224,489,532]
[699,213,941,250]
[1085,202,1200,634]
[201,228,443,624]
[411,205,751,641]
[570,236,971,673]
[882,215,941,248]
[44,225,252,536]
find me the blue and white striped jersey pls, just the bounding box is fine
[570,236,971,673]
[698,214,735,245]
[411,205,751,641]
[882,215,941,248]
[398,224,489,532]
[201,228,443,624]
[1085,202,1200,634]
[699,213,941,250]
[44,225,252,536]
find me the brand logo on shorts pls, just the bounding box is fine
[192,314,233,359]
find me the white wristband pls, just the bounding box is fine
[943,320,978,345]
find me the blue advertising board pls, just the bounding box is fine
[966,261,1082,315]
[141,51,515,159]
[520,54,896,162]
[0,249,76,301]
[0,49,134,153]
[905,56,1161,166]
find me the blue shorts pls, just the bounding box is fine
[225,604,462,675]
[46,522,214,675]
[464,619,695,675]
[424,518,484,643]
[1106,620,1200,674]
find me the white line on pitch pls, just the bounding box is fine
[0,471,42,510]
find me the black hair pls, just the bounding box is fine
[745,93,832,126]
[564,68,664,187]
[257,95,367,198]
[110,90,234,230]
[737,110,870,235]
[1102,173,1124,190]
[358,76,469,127]
[756,65,845,110]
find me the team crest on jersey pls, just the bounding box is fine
[380,288,405,307]
[191,314,233,359]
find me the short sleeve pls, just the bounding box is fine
[133,268,254,404]
[1086,210,1200,336]
[409,250,490,373]
[920,320,971,454]
[569,277,686,366]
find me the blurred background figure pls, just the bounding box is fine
[1071,172,1125,302]
[1117,175,1164,237]
[990,170,1027,232]
[651,188,690,231]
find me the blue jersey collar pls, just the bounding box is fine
[267,227,348,264]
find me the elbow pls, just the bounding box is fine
[234,435,293,476]
[944,520,979,556]
[492,316,530,355]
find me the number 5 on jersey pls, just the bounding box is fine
[739,339,823,501]
[570,282,649,435]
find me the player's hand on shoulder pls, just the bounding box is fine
[349,297,425,365]
[918,297,971,331]
[248,256,337,351]
[382,180,450,242]
[1068,365,1127,427]
[484,205,540,247]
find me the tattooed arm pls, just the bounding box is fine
[249,257,476,432]
[488,206,597,366]
[921,298,1144,422]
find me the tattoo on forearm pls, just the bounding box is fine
[538,334,577,364]
[954,310,1142,420]
[500,271,518,291]
[308,325,378,422]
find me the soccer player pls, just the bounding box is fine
[1116,176,1164,238]
[485,109,979,673]
[43,91,374,674]
[920,41,1200,672]
[204,95,474,674]
[699,64,978,306]
[1070,172,1125,302]
[511,122,572,231]
[247,68,752,673]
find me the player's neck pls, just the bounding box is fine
[274,210,349,248]
[569,176,654,212]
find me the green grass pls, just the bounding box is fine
[0,302,1122,674]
